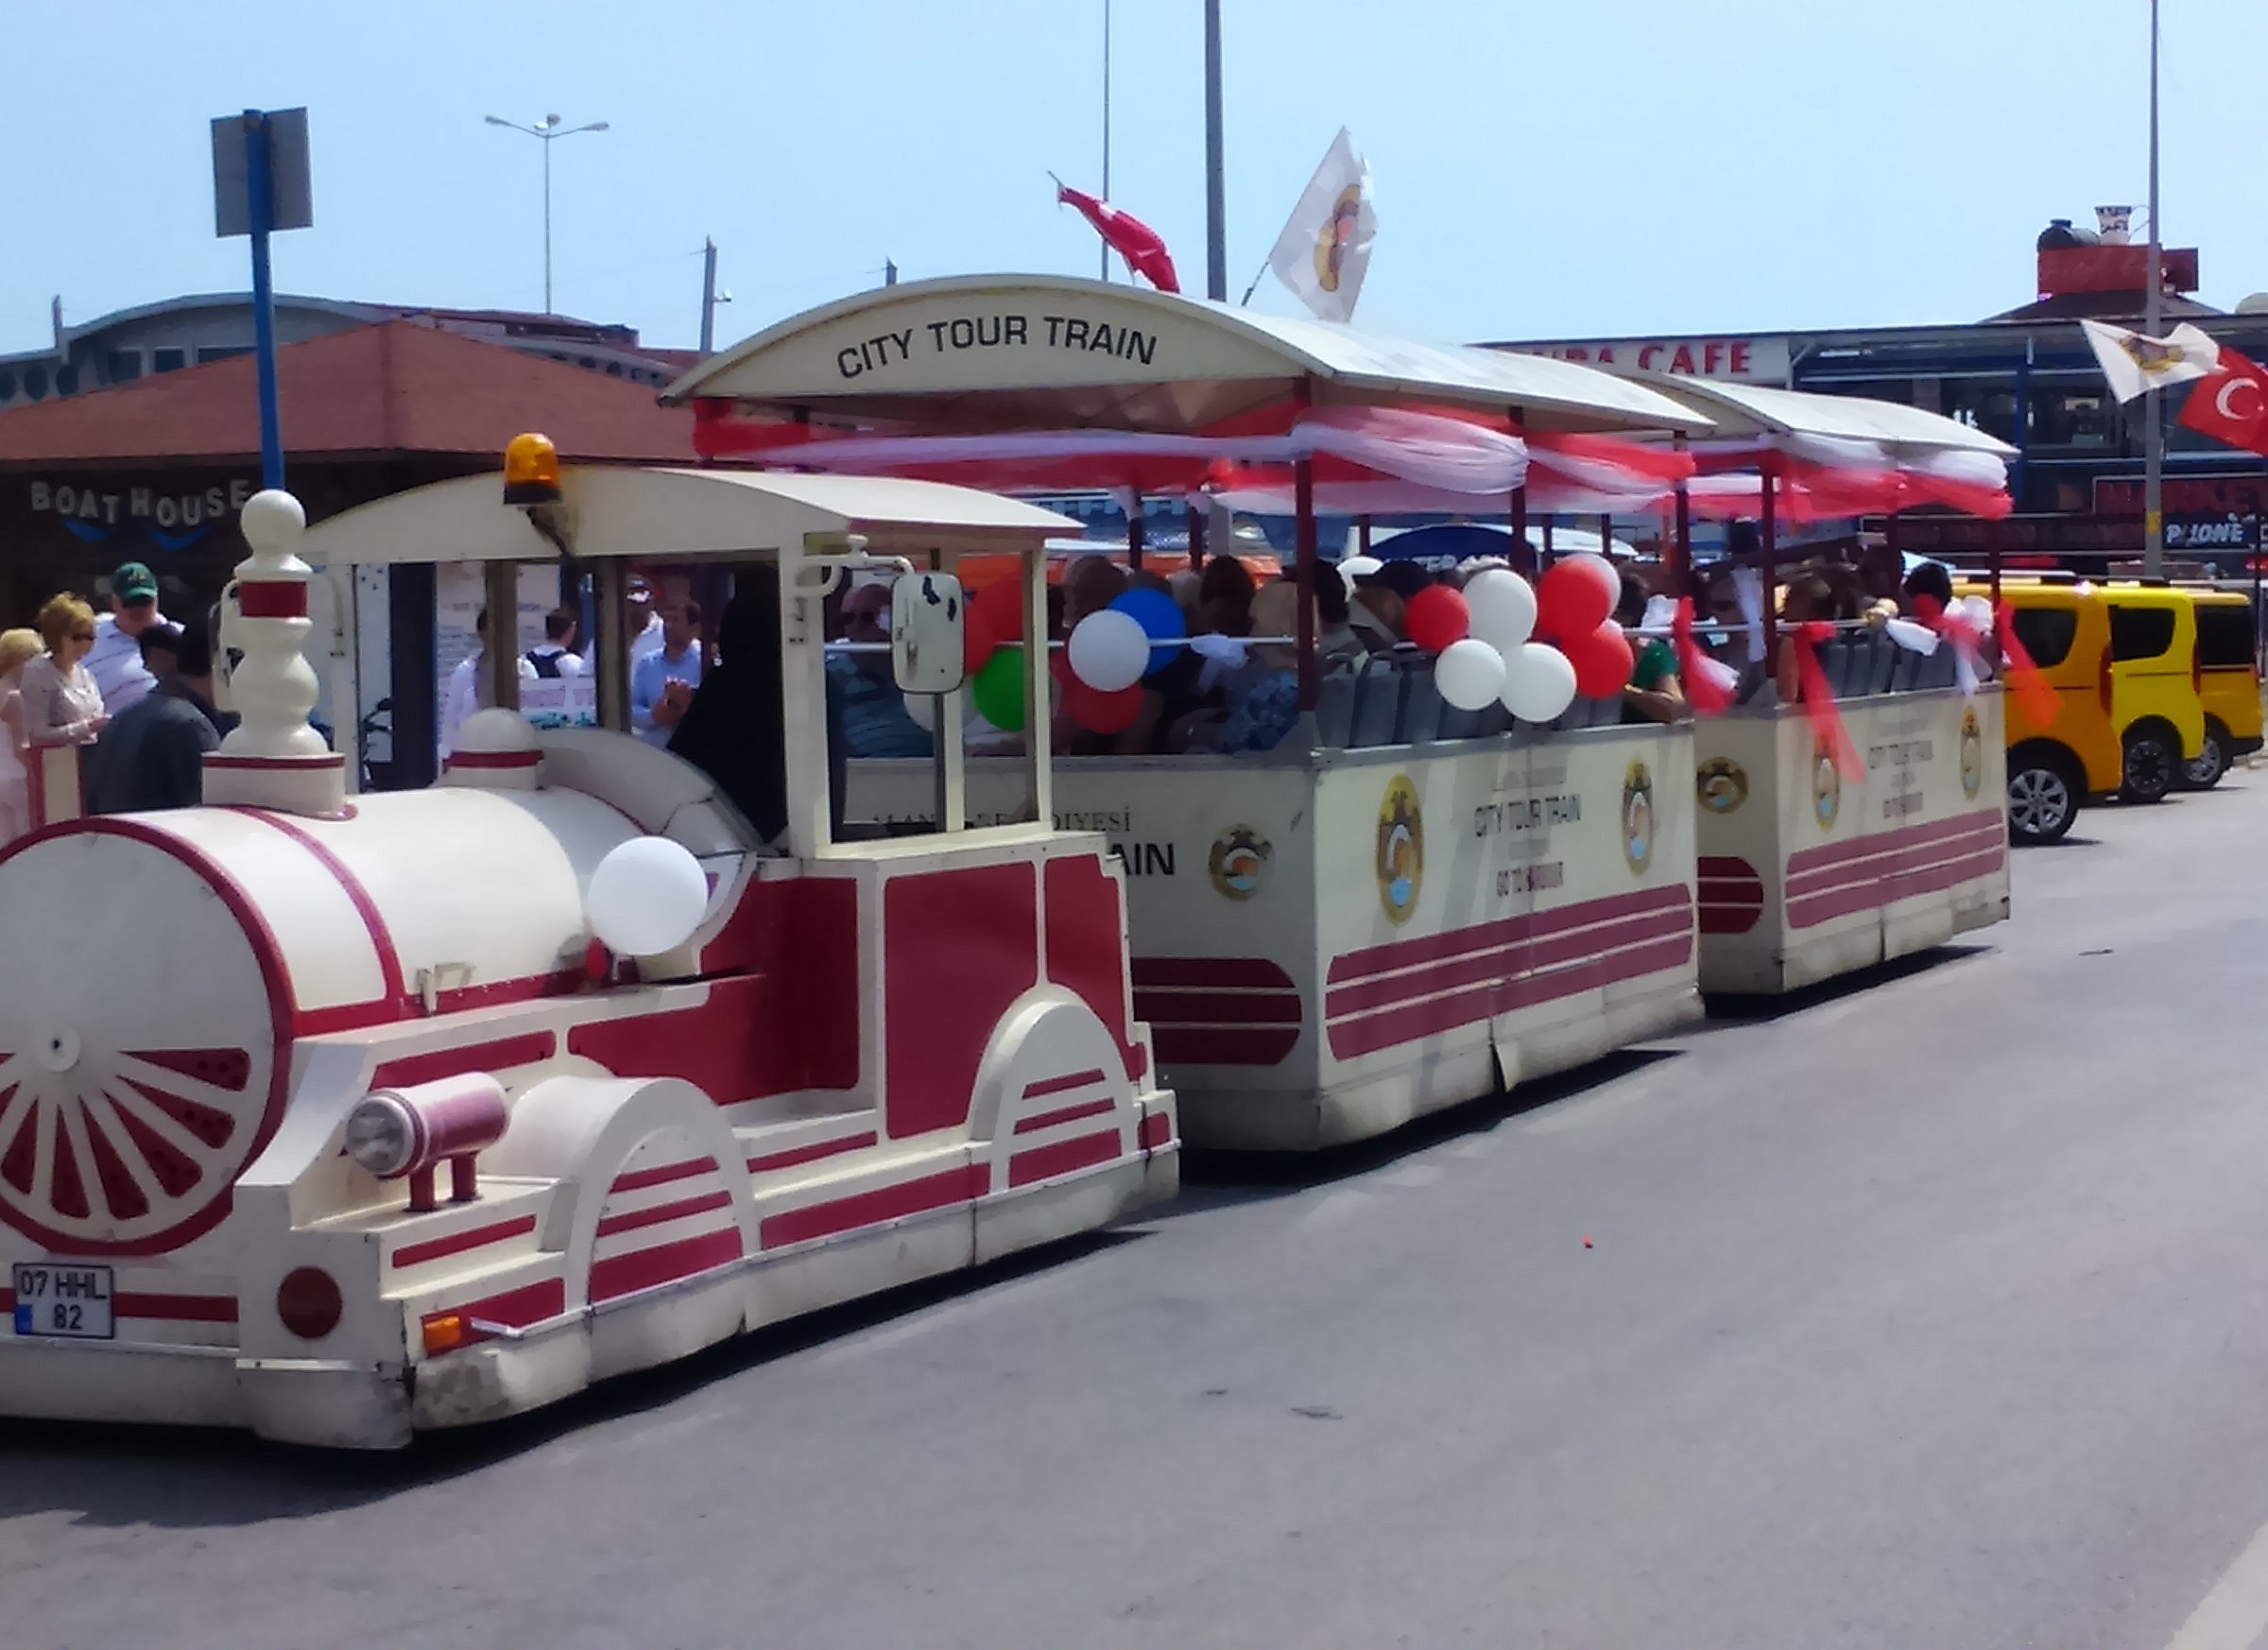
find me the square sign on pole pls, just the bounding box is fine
[212,108,311,490]
[212,108,312,237]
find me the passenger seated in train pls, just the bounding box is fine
[826,581,933,759]
[1614,570,1686,726]
[666,571,803,849]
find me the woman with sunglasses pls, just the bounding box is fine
[18,594,110,752]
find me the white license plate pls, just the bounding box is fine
[11,1263,114,1339]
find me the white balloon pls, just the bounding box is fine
[1464,567,1538,652]
[1068,610,1150,693]
[1501,643,1578,723]
[1435,638,1508,713]
[586,836,711,957]
[903,691,938,732]
[1959,594,1995,631]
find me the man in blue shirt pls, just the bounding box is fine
[630,597,705,747]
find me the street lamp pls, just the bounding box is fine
[483,112,609,315]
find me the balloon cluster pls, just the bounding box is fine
[1060,587,1188,731]
[1386,552,1630,722]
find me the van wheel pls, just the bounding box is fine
[2122,730,2177,804]
[2180,723,2230,790]
[2007,751,2080,845]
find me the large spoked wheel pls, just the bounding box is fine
[0,831,285,1255]
[2122,730,2177,805]
[2180,725,2230,791]
[2007,752,2079,846]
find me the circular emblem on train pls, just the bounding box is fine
[1622,761,1657,874]
[1208,825,1274,902]
[1314,184,1365,292]
[1375,774,1424,924]
[1959,708,1984,800]
[1812,740,1843,831]
[1695,756,1749,815]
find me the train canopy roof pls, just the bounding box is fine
[664,274,1718,438]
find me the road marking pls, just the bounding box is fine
[2164,1514,2268,1650]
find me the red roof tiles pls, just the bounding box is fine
[0,320,697,466]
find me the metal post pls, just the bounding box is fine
[1541,515,1555,568]
[1989,518,2004,609]
[1203,0,1227,301]
[1100,0,1113,283]
[700,237,719,354]
[243,111,284,490]
[1598,514,1613,560]
[1125,492,1144,574]
[541,136,554,314]
[483,561,521,715]
[1186,499,1205,572]
[1511,487,1528,570]
[1295,459,1319,712]
[1761,458,1779,679]
[884,260,899,286]
[1358,516,1372,556]
[2144,0,2164,576]
[1673,479,1692,591]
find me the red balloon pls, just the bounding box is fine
[1535,554,1619,642]
[1063,673,1144,733]
[1404,585,1472,654]
[1565,621,1635,698]
[963,587,1022,674]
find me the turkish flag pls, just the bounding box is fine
[1056,183,1180,294]
[2177,347,2268,454]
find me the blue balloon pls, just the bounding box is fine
[1108,587,1186,675]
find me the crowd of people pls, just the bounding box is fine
[0,560,235,851]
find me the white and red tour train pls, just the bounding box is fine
[0,455,1177,1448]
[665,275,2012,1147]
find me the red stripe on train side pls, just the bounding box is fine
[1014,1097,1116,1135]
[1022,1067,1108,1101]
[393,1213,539,1270]
[1327,885,1691,987]
[746,1130,879,1176]
[759,1164,988,1249]
[594,1189,734,1240]
[1008,1129,1123,1189]
[1150,1026,1301,1067]
[1326,932,1694,1060]
[589,1228,744,1304]
[609,1156,722,1195]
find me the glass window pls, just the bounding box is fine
[2195,604,2254,667]
[1939,377,2021,445]
[2029,387,2120,451]
[197,346,251,365]
[0,368,14,401]
[2009,605,2079,668]
[152,348,187,373]
[2108,604,2177,661]
[23,365,48,400]
[54,365,78,395]
[104,349,142,383]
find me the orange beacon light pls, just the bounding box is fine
[503,431,562,505]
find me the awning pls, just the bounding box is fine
[664,274,1717,438]
[299,464,1079,567]
[1624,374,2019,458]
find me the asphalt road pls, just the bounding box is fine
[10,778,2268,1650]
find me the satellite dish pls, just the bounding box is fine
[2237,292,2268,315]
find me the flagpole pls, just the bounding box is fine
[1099,0,1112,283]
[1203,0,1227,301]
[2145,0,2164,576]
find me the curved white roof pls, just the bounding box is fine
[300,464,1079,567]
[665,274,1715,437]
[1626,372,2018,456]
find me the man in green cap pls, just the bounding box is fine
[87,559,171,716]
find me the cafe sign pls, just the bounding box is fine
[1503,335,1793,384]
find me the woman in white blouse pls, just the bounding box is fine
[0,627,41,847]
[18,594,108,752]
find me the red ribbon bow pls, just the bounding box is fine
[1792,620,1862,779]
[1672,596,1734,716]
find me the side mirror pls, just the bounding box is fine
[892,572,967,695]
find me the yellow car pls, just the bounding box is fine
[2175,585,2262,788]
[1960,576,2206,841]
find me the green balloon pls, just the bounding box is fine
[971,644,1027,731]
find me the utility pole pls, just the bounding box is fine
[1101,0,1113,281]
[2143,0,2164,576]
[700,237,719,355]
[1203,0,1227,301]
[885,259,899,286]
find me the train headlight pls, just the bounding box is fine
[343,1093,419,1178]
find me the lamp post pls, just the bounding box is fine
[482,112,609,314]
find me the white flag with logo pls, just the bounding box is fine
[2080,318,2220,403]
[1267,128,1376,323]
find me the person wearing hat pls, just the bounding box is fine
[587,571,666,673]
[86,560,170,716]
[87,619,233,816]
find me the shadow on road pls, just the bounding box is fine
[1700,941,1994,1025]
[0,1227,1146,1527]
[1170,1046,1686,1211]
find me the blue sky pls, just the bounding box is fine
[3,0,2262,356]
